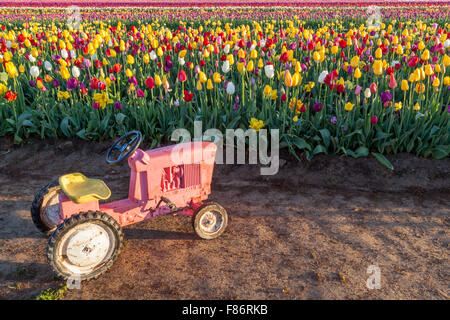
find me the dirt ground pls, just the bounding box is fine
[0,137,448,300]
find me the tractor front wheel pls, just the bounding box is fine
[193,202,228,240]
[47,211,123,281]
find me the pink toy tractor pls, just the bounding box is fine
[30,131,228,280]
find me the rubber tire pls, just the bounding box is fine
[47,211,124,281]
[31,180,62,233]
[193,202,228,240]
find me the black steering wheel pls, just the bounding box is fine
[106,131,143,165]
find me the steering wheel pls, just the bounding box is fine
[106,131,143,165]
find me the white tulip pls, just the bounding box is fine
[445,39,450,48]
[264,64,274,79]
[223,44,230,54]
[6,40,12,49]
[44,61,52,71]
[29,55,36,63]
[60,49,68,59]
[30,66,40,78]
[150,50,157,60]
[0,72,7,82]
[318,70,328,83]
[178,57,185,66]
[222,60,230,73]
[364,88,371,98]
[72,66,80,78]
[260,39,266,47]
[226,82,235,95]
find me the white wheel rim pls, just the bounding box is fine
[199,210,224,235]
[56,222,116,275]
[41,188,61,228]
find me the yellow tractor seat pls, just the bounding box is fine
[59,173,111,204]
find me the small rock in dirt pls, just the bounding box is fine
[314,272,324,282]
[338,272,348,283]
[279,159,287,168]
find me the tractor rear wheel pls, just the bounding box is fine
[47,211,123,281]
[193,202,228,240]
[31,180,63,233]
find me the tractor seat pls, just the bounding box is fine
[59,173,111,204]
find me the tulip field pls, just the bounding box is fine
[0,6,449,168]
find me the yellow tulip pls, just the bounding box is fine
[155,74,162,86]
[284,70,293,87]
[443,54,450,67]
[421,49,430,61]
[237,62,245,73]
[143,53,150,64]
[375,47,382,59]
[345,102,354,111]
[207,79,213,90]
[424,64,433,76]
[196,80,202,91]
[199,71,207,83]
[373,60,383,76]
[415,83,425,94]
[213,72,221,84]
[354,67,361,79]
[350,56,359,68]
[127,55,134,65]
[401,79,409,91]
[444,76,450,86]
[246,60,254,72]
[263,85,272,98]
[432,77,440,87]
[125,68,133,78]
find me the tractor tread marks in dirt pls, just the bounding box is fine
[31,180,61,233]
[47,211,124,281]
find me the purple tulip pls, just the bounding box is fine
[381,91,392,103]
[313,102,323,112]
[52,79,61,87]
[67,78,78,90]
[113,102,123,110]
[330,116,337,124]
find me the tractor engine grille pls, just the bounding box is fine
[161,163,201,192]
[183,163,201,188]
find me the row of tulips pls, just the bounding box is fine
[0,7,449,168]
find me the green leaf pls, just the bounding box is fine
[60,117,71,137]
[312,144,327,156]
[115,113,126,125]
[432,145,449,159]
[372,152,394,170]
[14,134,23,144]
[353,146,369,158]
[319,129,331,148]
[292,137,312,151]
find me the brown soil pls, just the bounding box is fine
[0,137,448,300]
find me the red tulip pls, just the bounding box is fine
[408,56,419,68]
[145,77,155,89]
[178,70,187,83]
[183,90,193,102]
[371,115,378,124]
[113,63,122,73]
[3,90,17,102]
